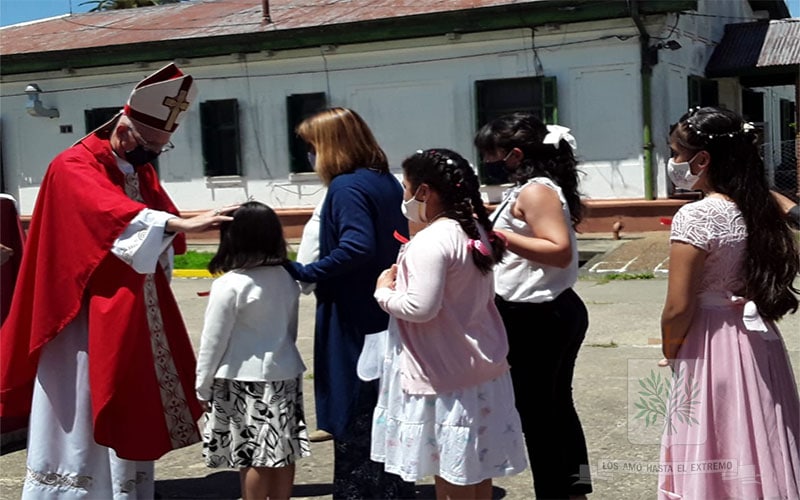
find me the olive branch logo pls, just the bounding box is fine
[634,366,700,434]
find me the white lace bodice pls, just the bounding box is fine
[670,197,747,294]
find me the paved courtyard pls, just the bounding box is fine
[1,234,798,499]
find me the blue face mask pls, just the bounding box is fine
[307,152,316,169]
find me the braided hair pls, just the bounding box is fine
[671,106,799,320]
[474,112,584,228]
[402,148,506,274]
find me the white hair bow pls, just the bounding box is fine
[543,124,577,151]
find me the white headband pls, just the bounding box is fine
[543,124,577,151]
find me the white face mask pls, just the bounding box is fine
[401,188,427,223]
[667,153,702,190]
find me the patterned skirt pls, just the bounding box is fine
[202,377,310,468]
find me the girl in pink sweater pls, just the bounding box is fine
[372,148,528,499]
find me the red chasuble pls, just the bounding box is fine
[0,132,201,460]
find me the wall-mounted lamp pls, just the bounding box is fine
[655,40,682,51]
[644,39,682,67]
[25,83,60,119]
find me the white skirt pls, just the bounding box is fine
[370,328,528,485]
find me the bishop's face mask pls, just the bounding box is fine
[124,144,161,167]
[667,153,702,190]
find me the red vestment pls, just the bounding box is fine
[0,132,201,460]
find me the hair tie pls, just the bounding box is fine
[490,230,508,244]
[467,239,491,256]
[543,124,577,151]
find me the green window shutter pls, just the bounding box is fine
[84,107,120,133]
[474,76,558,183]
[200,99,241,177]
[688,76,719,108]
[688,76,700,109]
[780,99,795,141]
[287,93,327,173]
[542,76,558,124]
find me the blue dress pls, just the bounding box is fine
[290,167,408,439]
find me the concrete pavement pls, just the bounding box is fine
[1,263,798,499]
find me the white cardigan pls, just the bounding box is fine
[195,266,305,401]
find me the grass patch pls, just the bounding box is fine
[174,251,214,270]
[587,340,618,348]
[174,250,299,269]
[597,272,655,284]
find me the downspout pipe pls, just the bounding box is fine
[630,0,656,200]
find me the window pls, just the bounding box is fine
[741,89,764,123]
[85,106,160,173]
[287,93,327,173]
[200,99,241,177]
[85,107,120,133]
[475,76,557,183]
[688,76,719,108]
[779,99,796,142]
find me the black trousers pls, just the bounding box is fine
[495,288,592,499]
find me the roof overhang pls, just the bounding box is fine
[0,0,695,76]
[747,0,791,19]
[706,19,800,87]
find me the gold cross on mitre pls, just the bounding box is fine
[163,89,190,130]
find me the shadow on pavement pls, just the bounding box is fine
[156,473,506,499]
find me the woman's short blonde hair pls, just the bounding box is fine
[296,107,389,185]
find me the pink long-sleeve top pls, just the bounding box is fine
[374,218,510,395]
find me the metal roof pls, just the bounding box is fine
[0,0,697,75]
[706,19,800,85]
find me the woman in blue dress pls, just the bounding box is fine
[289,107,412,499]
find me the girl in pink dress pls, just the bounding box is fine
[660,106,800,499]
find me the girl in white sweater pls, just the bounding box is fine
[196,201,309,500]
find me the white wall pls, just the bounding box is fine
[1,1,790,213]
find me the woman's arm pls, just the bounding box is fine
[661,241,706,360]
[771,190,800,227]
[497,182,573,268]
[291,186,377,283]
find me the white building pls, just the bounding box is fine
[0,0,795,220]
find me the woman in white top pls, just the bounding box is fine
[195,201,310,500]
[475,113,592,499]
